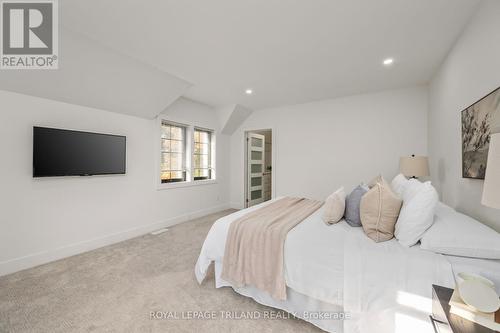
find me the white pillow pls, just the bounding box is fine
[322,187,346,225]
[390,173,409,196]
[420,203,500,259]
[394,179,438,247]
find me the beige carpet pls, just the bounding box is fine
[0,210,322,333]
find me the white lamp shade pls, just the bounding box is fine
[400,155,429,177]
[482,133,500,209]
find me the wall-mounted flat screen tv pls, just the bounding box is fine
[33,127,126,177]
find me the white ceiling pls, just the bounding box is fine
[0,29,191,119]
[60,0,481,110]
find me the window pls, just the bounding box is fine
[159,120,215,187]
[193,128,214,180]
[160,121,187,183]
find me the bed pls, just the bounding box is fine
[195,198,500,333]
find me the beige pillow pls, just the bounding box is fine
[360,178,402,242]
[322,187,346,225]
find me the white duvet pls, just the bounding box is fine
[195,199,455,333]
[343,229,454,333]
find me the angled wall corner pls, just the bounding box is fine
[217,104,253,135]
[0,27,192,119]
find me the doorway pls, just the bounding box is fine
[245,129,273,208]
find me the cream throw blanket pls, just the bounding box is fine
[221,197,323,300]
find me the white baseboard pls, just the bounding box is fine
[0,203,230,277]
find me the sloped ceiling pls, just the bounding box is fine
[217,104,253,135]
[60,0,480,110]
[0,28,191,119]
[0,0,482,124]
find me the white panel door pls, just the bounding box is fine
[247,133,265,207]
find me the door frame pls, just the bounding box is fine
[243,128,276,208]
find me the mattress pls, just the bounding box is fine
[284,206,349,305]
[196,198,347,305]
[215,261,345,333]
[196,199,499,333]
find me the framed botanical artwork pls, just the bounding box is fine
[462,86,500,179]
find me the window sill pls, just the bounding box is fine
[157,179,217,190]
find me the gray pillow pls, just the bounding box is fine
[344,184,369,227]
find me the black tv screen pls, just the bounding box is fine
[33,127,126,177]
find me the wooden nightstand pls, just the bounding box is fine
[431,285,499,333]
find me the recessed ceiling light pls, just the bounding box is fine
[383,58,394,66]
[245,89,253,95]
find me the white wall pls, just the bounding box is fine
[229,86,428,208]
[0,92,230,276]
[428,0,500,231]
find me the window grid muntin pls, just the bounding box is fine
[193,128,212,181]
[161,122,187,183]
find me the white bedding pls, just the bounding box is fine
[195,199,489,333]
[196,198,347,306]
[343,229,454,333]
[444,255,500,294]
[213,261,345,333]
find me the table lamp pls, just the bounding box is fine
[400,155,429,179]
[482,133,500,209]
